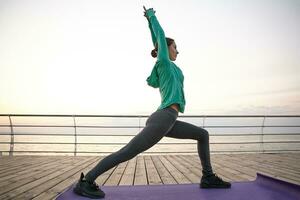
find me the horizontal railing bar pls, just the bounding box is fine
[0,125,140,128]
[1,114,299,155]
[0,125,299,128]
[206,126,300,128]
[1,114,300,117]
[0,150,299,154]
[0,133,299,136]
[0,114,148,117]
[1,141,299,145]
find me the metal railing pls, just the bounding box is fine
[0,114,299,156]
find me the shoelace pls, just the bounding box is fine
[213,174,225,183]
[82,177,100,190]
[204,173,222,182]
[88,181,100,190]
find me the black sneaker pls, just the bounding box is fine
[200,173,231,189]
[73,172,105,199]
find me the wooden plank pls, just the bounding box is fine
[165,155,199,183]
[181,154,234,182]
[159,155,190,184]
[104,160,128,186]
[215,155,254,181]
[0,155,36,162]
[0,153,298,200]
[32,157,104,200]
[14,156,98,200]
[246,156,300,184]
[151,155,177,184]
[170,155,202,178]
[273,153,300,162]
[258,154,300,170]
[0,156,96,200]
[213,154,254,181]
[255,159,300,182]
[134,156,147,185]
[0,156,28,166]
[144,155,162,185]
[177,155,202,169]
[242,154,300,179]
[227,154,300,184]
[221,155,257,179]
[0,156,77,196]
[0,157,74,189]
[96,165,117,186]
[184,154,237,182]
[0,156,73,185]
[16,157,99,200]
[119,157,136,185]
[0,156,54,174]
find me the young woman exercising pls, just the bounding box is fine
[73,7,231,199]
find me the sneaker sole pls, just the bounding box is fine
[73,184,105,199]
[200,184,231,189]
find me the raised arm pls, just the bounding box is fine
[144,6,156,46]
[148,19,157,46]
[144,7,169,62]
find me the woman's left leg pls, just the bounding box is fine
[166,120,231,188]
[165,120,213,176]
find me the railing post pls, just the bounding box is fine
[8,115,14,156]
[261,116,266,153]
[73,115,77,156]
[138,116,141,131]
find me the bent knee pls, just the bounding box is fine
[199,129,209,141]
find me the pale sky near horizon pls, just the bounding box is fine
[0,0,299,115]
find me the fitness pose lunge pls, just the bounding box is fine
[73,6,231,199]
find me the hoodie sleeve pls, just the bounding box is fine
[145,9,169,62]
[148,21,157,47]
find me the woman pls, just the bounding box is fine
[73,7,231,199]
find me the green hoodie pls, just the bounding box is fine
[145,9,186,113]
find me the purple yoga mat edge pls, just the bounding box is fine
[256,172,300,188]
[55,173,300,199]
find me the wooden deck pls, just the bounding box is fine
[0,153,299,200]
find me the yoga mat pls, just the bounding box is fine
[56,173,300,200]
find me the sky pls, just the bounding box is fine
[0,0,299,115]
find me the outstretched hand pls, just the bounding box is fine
[143,6,155,20]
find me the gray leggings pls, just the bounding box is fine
[85,107,213,183]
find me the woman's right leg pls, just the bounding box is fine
[85,107,178,183]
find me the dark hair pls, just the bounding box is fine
[151,37,174,58]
